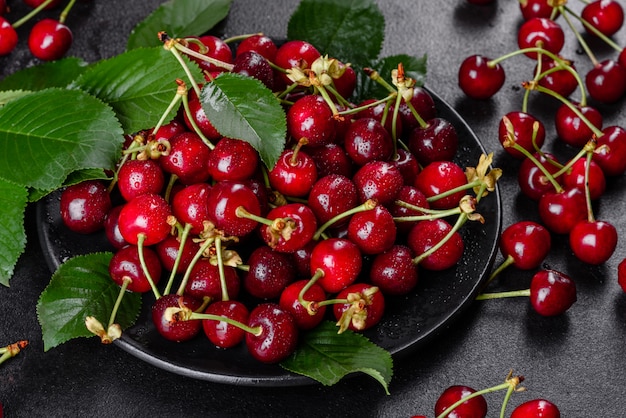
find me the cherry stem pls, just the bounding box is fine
[559,6,599,67]
[0,340,28,367]
[137,234,162,299]
[475,288,531,300]
[163,223,193,295]
[337,94,395,116]
[108,277,130,328]
[161,35,203,99]
[176,236,215,296]
[391,91,402,157]
[222,32,263,44]
[298,268,324,315]
[562,5,622,52]
[235,206,272,226]
[551,140,593,178]
[215,236,230,302]
[174,40,235,72]
[290,138,308,166]
[485,255,515,285]
[186,311,262,336]
[11,0,55,28]
[151,79,186,137]
[313,199,377,240]
[181,91,215,150]
[325,83,353,108]
[425,180,482,204]
[59,0,77,24]
[393,206,461,223]
[583,150,595,222]
[413,210,468,266]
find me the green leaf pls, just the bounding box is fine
[0,179,27,287]
[287,0,385,65]
[37,252,142,351]
[28,169,111,202]
[199,73,286,168]
[72,47,202,135]
[127,0,232,50]
[281,321,393,394]
[356,53,428,102]
[0,88,123,191]
[0,90,32,106]
[0,58,89,92]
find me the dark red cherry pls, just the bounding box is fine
[152,294,203,342]
[307,174,358,227]
[554,102,603,148]
[529,269,576,316]
[413,160,467,210]
[159,132,211,185]
[273,40,321,86]
[458,54,505,100]
[618,258,626,293]
[517,151,561,200]
[279,279,327,330]
[593,126,626,176]
[28,18,72,61]
[434,385,487,418]
[24,0,62,9]
[562,158,606,200]
[391,185,430,235]
[171,182,212,235]
[207,137,259,182]
[519,0,558,20]
[232,50,275,89]
[398,86,437,133]
[155,234,199,274]
[407,117,458,166]
[0,17,18,56]
[369,245,419,296]
[347,205,396,255]
[202,300,249,349]
[109,245,162,293]
[287,94,336,147]
[355,98,403,137]
[619,47,626,68]
[185,258,241,302]
[569,220,617,265]
[117,193,172,246]
[511,398,561,418]
[392,148,420,185]
[585,59,626,103]
[538,187,587,235]
[407,219,464,271]
[331,61,357,99]
[60,180,112,234]
[333,283,385,332]
[183,94,222,141]
[310,238,362,294]
[245,303,298,364]
[236,34,277,62]
[243,245,297,299]
[499,111,546,159]
[581,0,624,37]
[308,142,354,178]
[259,203,317,253]
[344,117,394,166]
[517,17,565,59]
[499,221,551,270]
[352,160,404,207]
[186,35,233,74]
[104,205,129,250]
[536,58,578,98]
[206,181,261,237]
[268,142,318,197]
[117,159,165,202]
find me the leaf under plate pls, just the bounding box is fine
[0,179,27,287]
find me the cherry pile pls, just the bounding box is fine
[458,0,626,314]
[59,33,499,364]
[0,0,75,60]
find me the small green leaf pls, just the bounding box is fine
[287,0,385,65]
[0,88,123,191]
[199,73,286,168]
[72,47,202,135]
[281,321,393,394]
[37,252,142,351]
[0,58,89,92]
[127,0,232,50]
[356,53,428,102]
[0,90,32,106]
[0,179,27,287]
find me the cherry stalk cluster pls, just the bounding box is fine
[458,0,626,312]
[0,0,77,60]
[58,32,499,364]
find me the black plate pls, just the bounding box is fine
[36,88,502,386]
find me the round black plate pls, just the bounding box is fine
[36,88,502,386]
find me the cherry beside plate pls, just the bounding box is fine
[36,88,502,387]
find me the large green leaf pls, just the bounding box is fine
[0,179,27,287]
[199,73,287,169]
[37,252,142,351]
[0,88,123,191]
[0,58,89,92]
[72,47,202,135]
[281,321,393,394]
[287,0,385,65]
[126,0,232,50]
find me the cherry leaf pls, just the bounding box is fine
[0,179,27,287]
[280,321,393,394]
[37,252,142,351]
[356,53,428,102]
[199,73,286,169]
[287,0,385,65]
[127,0,232,50]
[0,58,88,92]
[72,47,202,135]
[0,88,123,191]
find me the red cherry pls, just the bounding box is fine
[619,48,626,68]
[536,58,578,98]
[307,174,358,227]
[593,126,626,176]
[206,181,261,237]
[347,204,397,255]
[617,258,626,293]
[171,182,212,235]
[310,238,362,293]
[538,187,587,235]
[529,269,576,316]
[155,234,199,274]
[28,18,73,61]
[287,94,336,147]
[183,94,222,141]
[243,245,296,299]
[569,220,617,265]
[369,245,419,295]
[355,98,403,137]
[510,398,561,418]
[408,219,465,271]
[562,158,606,200]
[184,258,241,301]
[207,137,259,182]
[152,294,203,342]
[202,300,249,349]
[519,0,558,20]
[259,203,317,253]
[186,35,233,74]
[159,132,211,185]
[103,205,129,250]
[585,60,626,104]
[581,0,624,37]
[458,54,505,100]
[117,159,165,202]
[517,17,565,59]
[0,17,18,56]
[269,142,318,197]
[554,102,602,148]
[343,117,394,166]
[308,142,354,178]
[352,160,404,207]
[60,180,112,234]
[333,283,385,332]
[434,385,487,418]
[279,279,327,330]
[391,185,430,234]
[499,111,546,159]
[232,50,275,89]
[117,193,172,246]
[23,0,62,9]
[236,34,277,62]
[414,160,467,210]
[398,86,437,133]
[407,118,459,166]
[245,303,298,364]
[517,152,561,200]
[109,245,162,293]
[499,221,551,270]
[273,40,321,86]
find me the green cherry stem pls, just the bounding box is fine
[173,40,234,72]
[0,340,28,367]
[476,288,531,300]
[413,209,468,266]
[222,32,263,44]
[559,6,599,66]
[160,33,203,98]
[137,233,162,299]
[163,223,193,295]
[562,5,623,52]
[313,199,377,240]
[11,0,56,28]
[176,236,215,296]
[298,268,325,315]
[108,277,130,328]
[214,236,230,302]
[181,91,215,150]
[583,150,596,222]
[59,0,77,24]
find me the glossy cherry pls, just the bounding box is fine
[259,203,317,253]
[307,174,358,227]
[536,58,578,98]
[414,160,467,210]
[538,187,587,235]
[109,245,162,293]
[60,180,112,234]
[519,0,558,20]
[407,219,465,271]
[183,95,222,141]
[152,294,203,342]
[278,279,327,330]
[517,152,561,200]
[273,40,321,86]
[352,160,404,207]
[28,18,73,61]
[184,258,241,301]
[369,245,419,295]
[333,283,385,332]
[171,182,212,235]
[562,158,606,200]
[498,111,546,159]
[287,94,336,147]
[159,131,211,185]
[103,205,129,250]
[117,159,165,202]
[458,54,505,100]
[499,221,551,270]
[434,385,488,418]
[593,126,626,176]
[392,148,420,186]
[355,98,402,137]
[391,185,430,235]
[398,86,437,132]
[207,137,259,182]
[269,140,318,197]
[243,245,297,299]
[232,50,275,89]
[202,300,249,348]
[344,117,394,166]
[310,238,362,293]
[407,117,459,166]
[0,17,17,56]
[347,204,396,255]
[245,303,298,364]
[517,17,565,59]
[585,60,626,104]
[155,234,199,274]
[554,102,602,148]
[581,0,624,37]
[510,398,561,418]
[308,142,354,178]
[236,34,277,62]
[117,193,172,246]
[569,220,617,265]
[530,269,576,316]
[206,180,261,237]
[186,35,233,74]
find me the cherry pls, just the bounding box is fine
[585,60,626,104]
[28,18,73,61]
[207,137,259,182]
[458,54,505,100]
[620,47,626,68]
[536,58,578,98]
[499,111,546,159]
[184,258,241,301]
[206,180,261,237]
[510,399,561,418]
[554,102,603,148]
[236,34,277,62]
[155,234,199,274]
[0,17,18,56]
[398,86,437,132]
[434,385,488,418]
[538,187,587,235]
[291,240,315,278]
[268,139,318,197]
[369,245,419,295]
[347,204,396,255]
[60,180,112,234]
[407,219,465,271]
[343,117,394,166]
[308,142,354,178]
[186,35,233,74]
[593,126,626,176]
[152,294,203,342]
[183,95,222,141]
[392,148,420,186]
[159,131,212,185]
[171,182,212,235]
[355,98,403,137]
[245,303,298,364]
[562,158,606,200]
[273,40,321,86]
[581,0,624,37]
[517,17,565,59]
[310,238,362,293]
[517,152,561,200]
[529,269,576,316]
[333,283,385,332]
[391,185,430,235]
[307,174,358,227]
[279,279,327,330]
[331,61,357,99]
[202,300,249,348]
[519,0,558,20]
[569,220,617,265]
[352,160,404,207]
[618,258,626,293]
[243,245,297,299]
[287,94,336,147]
[117,193,172,246]
[499,221,551,270]
[258,203,317,253]
[109,245,162,293]
[414,160,467,210]
[232,50,275,89]
[117,159,165,202]
[103,205,129,250]
[407,117,459,166]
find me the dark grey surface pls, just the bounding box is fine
[1,0,625,416]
